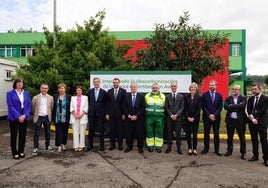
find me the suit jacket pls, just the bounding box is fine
[184,93,201,120]
[70,95,88,125]
[106,87,126,116]
[123,92,145,119]
[224,94,247,125]
[166,92,184,121]
[201,91,223,120]
[6,89,31,121]
[52,93,71,123]
[32,93,54,123]
[246,94,268,126]
[88,87,107,117]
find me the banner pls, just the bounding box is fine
[90,71,191,93]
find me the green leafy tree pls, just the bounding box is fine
[264,75,268,86]
[16,11,132,96]
[135,12,230,84]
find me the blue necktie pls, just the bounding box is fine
[132,94,136,107]
[211,91,215,103]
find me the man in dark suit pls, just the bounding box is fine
[86,77,107,152]
[201,80,223,156]
[123,82,145,153]
[165,82,184,154]
[106,78,126,151]
[224,85,247,160]
[246,83,268,167]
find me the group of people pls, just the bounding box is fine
[6,77,268,167]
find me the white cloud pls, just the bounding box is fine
[0,0,267,75]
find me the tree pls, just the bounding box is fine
[7,28,37,33]
[16,11,132,96]
[134,12,229,84]
[264,75,268,86]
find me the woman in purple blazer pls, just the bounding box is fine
[6,78,31,159]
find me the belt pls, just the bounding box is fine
[39,115,48,118]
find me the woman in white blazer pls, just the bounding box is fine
[70,86,88,151]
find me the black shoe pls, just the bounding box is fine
[86,146,93,152]
[13,154,20,160]
[264,160,268,167]
[124,148,132,153]
[215,151,222,156]
[156,149,162,153]
[177,149,183,155]
[148,148,153,152]
[248,155,259,162]
[224,151,232,157]
[241,154,247,160]
[165,148,171,154]
[109,146,115,151]
[201,149,208,154]
[118,145,123,151]
[19,153,25,158]
[138,148,144,154]
[99,146,105,151]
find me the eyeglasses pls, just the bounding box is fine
[152,87,158,89]
[171,86,177,87]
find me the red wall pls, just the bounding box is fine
[117,40,229,99]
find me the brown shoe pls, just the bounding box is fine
[224,151,232,157]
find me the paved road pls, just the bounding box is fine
[0,120,267,188]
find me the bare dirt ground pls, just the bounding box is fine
[0,120,267,188]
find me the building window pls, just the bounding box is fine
[6,70,13,80]
[21,46,33,57]
[0,46,16,57]
[231,43,242,56]
[0,46,5,57]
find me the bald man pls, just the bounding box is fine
[224,85,247,160]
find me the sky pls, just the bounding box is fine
[0,0,267,75]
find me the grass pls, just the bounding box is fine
[197,110,250,134]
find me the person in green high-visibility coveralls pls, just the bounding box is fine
[145,83,166,153]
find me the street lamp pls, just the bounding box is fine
[53,0,56,48]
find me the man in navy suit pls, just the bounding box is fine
[246,83,268,167]
[224,85,247,159]
[201,80,223,156]
[86,77,107,152]
[106,78,126,151]
[123,82,145,153]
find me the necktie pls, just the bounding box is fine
[114,89,118,99]
[173,94,176,104]
[211,92,215,103]
[132,94,136,107]
[253,96,259,115]
[95,89,99,101]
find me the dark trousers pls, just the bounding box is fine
[34,116,51,148]
[109,113,124,147]
[185,121,199,150]
[248,122,268,161]
[166,118,182,150]
[203,118,220,151]
[55,122,69,147]
[88,115,104,147]
[125,119,144,149]
[226,119,246,154]
[9,120,28,155]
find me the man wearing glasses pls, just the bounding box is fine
[144,83,166,153]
